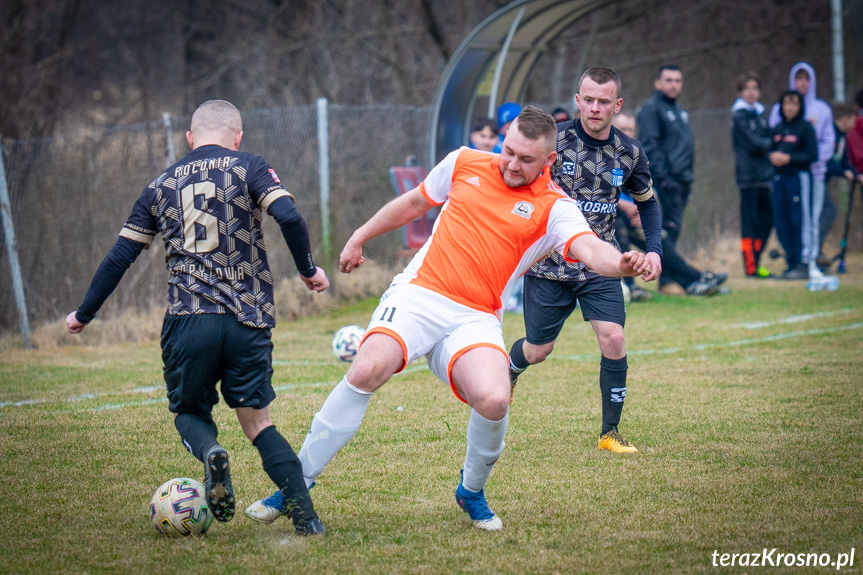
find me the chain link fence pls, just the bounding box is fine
[1,105,812,337]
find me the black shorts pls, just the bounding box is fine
[161,314,275,422]
[522,274,626,345]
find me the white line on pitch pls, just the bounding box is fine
[5,321,855,410]
[555,321,863,362]
[730,308,855,329]
[91,381,335,411]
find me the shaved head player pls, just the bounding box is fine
[67,100,329,536]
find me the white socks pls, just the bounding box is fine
[298,377,372,487]
[462,408,508,493]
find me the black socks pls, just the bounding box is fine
[174,413,219,463]
[253,425,317,523]
[599,355,628,436]
[509,337,530,371]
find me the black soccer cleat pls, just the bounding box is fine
[283,486,325,536]
[294,517,326,536]
[701,270,728,285]
[204,446,235,522]
[629,285,653,302]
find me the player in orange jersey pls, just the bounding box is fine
[246,106,649,531]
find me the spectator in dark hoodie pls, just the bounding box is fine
[731,72,774,278]
[769,90,819,280]
[769,62,835,278]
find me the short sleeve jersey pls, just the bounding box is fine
[119,144,293,328]
[527,119,653,282]
[400,147,594,317]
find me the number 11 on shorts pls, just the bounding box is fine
[379,307,396,322]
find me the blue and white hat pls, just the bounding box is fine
[497,102,522,128]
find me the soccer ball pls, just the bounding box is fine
[621,280,631,304]
[149,477,214,537]
[331,324,365,362]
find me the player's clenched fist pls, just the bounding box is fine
[339,239,365,273]
[66,311,86,334]
[619,250,649,277]
[300,267,330,292]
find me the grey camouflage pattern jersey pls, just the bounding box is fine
[527,119,653,282]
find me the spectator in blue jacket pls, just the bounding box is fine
[768,63,835,278]
[770,90,819,280]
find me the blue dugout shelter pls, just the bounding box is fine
[428,0,610,167]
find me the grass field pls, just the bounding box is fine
[1,260,862,574]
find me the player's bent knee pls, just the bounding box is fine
[598,332,625,356]
[346,357,398,392]
[473,394,510,421]
[526,341,555,364]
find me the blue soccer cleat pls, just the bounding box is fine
[245,489,286,524]
[245,482,316,525]
[455,469,503,531]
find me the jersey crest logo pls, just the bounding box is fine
[512,201,534,219]
[665,110,677,122]
[611,167,624,187]
[268,169,281,184]
[465,176,480,186]
[561,161,576,176]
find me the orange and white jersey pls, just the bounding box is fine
[396,147,594,319]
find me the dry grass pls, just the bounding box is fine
[0,259,402,353]
[1,255,862,574]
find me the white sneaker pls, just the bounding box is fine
[808,261,824,279]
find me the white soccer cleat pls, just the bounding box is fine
[473,515,504,531]
[244,491,287,524]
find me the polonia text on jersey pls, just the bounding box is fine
[174,156,234,178]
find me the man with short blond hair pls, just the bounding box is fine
[246,105,650,530]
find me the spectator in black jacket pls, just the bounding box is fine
[770,90,819,280]
[637,65,695,256]
[731,72,774,278]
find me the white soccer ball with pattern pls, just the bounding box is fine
[149,477,214,537]
[331,324,365,362]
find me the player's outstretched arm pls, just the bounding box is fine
[568,234,649,277]
[66,237,146,334]
[340,186,434,273]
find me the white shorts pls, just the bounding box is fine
[362,283,506,402]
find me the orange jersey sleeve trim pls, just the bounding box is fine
[562,231,597,263]
[418,182,445,206]
[362,327,408,373]
[446,343,508,404]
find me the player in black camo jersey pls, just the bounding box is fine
[66,100,328,535]
[508,68,663,453]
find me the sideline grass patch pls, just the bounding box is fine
[1,264,862,574]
